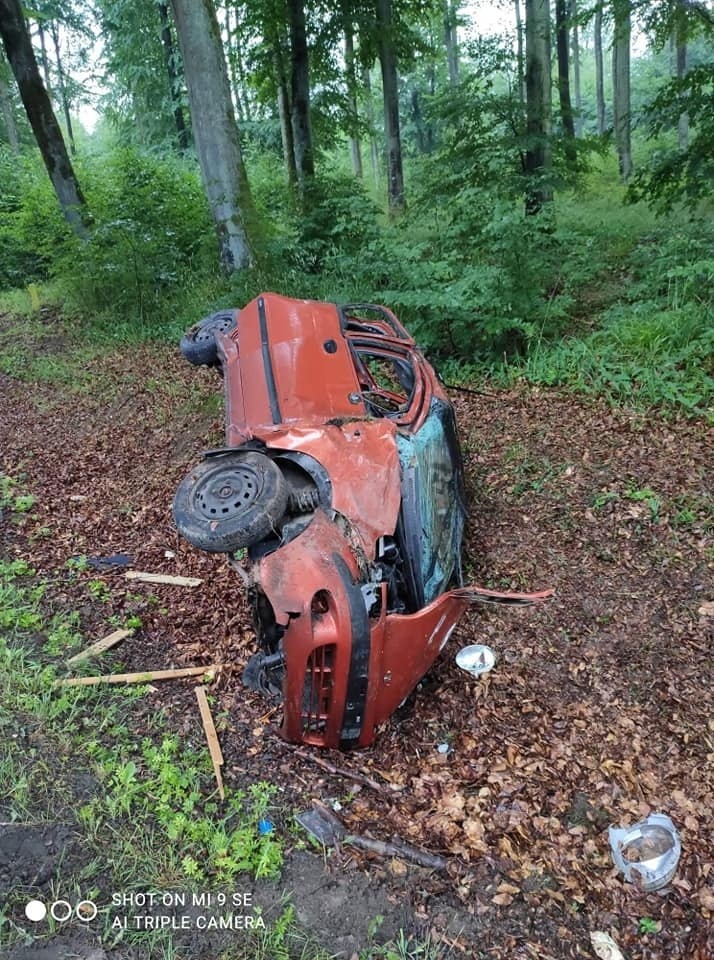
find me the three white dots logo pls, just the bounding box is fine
[25,899,98,923]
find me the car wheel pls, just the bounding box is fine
[173,451,288,552]
[179,310,238,366]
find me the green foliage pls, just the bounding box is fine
[84,734,283,882]
[627,61,714,210]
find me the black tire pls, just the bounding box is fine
[179,310,238,367]
[173,451,288,552]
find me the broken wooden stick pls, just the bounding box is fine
[125,571,202,587]
[195,686,225,800]
[67,628,132,664]
[55,665,220,687]
[288,745,395,795]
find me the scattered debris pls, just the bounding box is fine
[609,813,681,891]
[66,628,132,664]
[437,743,450,754]
[455,643,496,677]
[590,931,626,960]
[55,665,220,687]
[195,685,225,799]
[698,600,714,617]
[87,553,133,570]
[125,571,203,587]
[296,800,448,870]
[287,745,397,795]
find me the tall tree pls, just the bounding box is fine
[49,20,75,154]
[524,0,552,213]
[570,0,583,137]
[343,17,363,178]
[0,0,88,236]
[287,0,314,184]
[361,63,380,184]
[514,0,526,108]
[158,2,189,151]
[443,0,458,84]
[0,46,20,152]
[612,0,632,179]
[594,5,605,134]
[273,36,297,186]
[170,0,253,272]
[377,0,405,213]
[555,0,575,164]
[674,0,688,150]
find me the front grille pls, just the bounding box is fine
[301,644,335,736]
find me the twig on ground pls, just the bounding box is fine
[67,628,132,664]
[125,571,202,587]
[55,665,220,687]
[287,744,394,795]
[195,686,225,799]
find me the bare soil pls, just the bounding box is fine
[0,320,712,959]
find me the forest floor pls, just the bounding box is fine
[0,306,713,960]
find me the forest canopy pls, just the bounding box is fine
[0,0,712,412]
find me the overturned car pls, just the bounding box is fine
[174,293,550,749]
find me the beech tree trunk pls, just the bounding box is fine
[0,47,20,153]
[524,0,552,214]
[49,22,75,155]
[570,0,583,137]
[444,0,458,85]
[344,22,363,178]
[287,0,314,184]
[0,0,88,237]
[612,0,632,180]
[224,1,245,122]
[158,2,189,152]
[170,0,253,273]
[594,6,605,134]
[377,0,405,214]
[555,0,575,168]
[514,0,526,108]
[674,3,688,150]
[362,64,380,184]
[273,38,297,187]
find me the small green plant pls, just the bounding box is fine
[626,485,661,522]
[638,916,659,935]
[87,578,110,602]
[592,490,619,510]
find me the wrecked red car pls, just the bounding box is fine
[174,293,550,748]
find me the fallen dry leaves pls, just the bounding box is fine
[0,329,712,960]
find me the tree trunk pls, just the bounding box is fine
[444,0,458,85]
[0,0,88,237]
[594,6,605,134]
[570,0,583,137]
[362,64,380,184]
[0,47,20,153]
[344,21,363,178]
[158,2,189,152]
[224,1,246,123]
[411,87,426,153]
[524,0,552,214]
[273,39,297,187]
[674,4,688,150]
[170,0,253,273]
[514,0,526,109]
[612,0,632,180]
[287,0,314,184]
[377,0,405,214]
[555,0,575,167]
[36,21,52,99]
[49,22,75,155]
